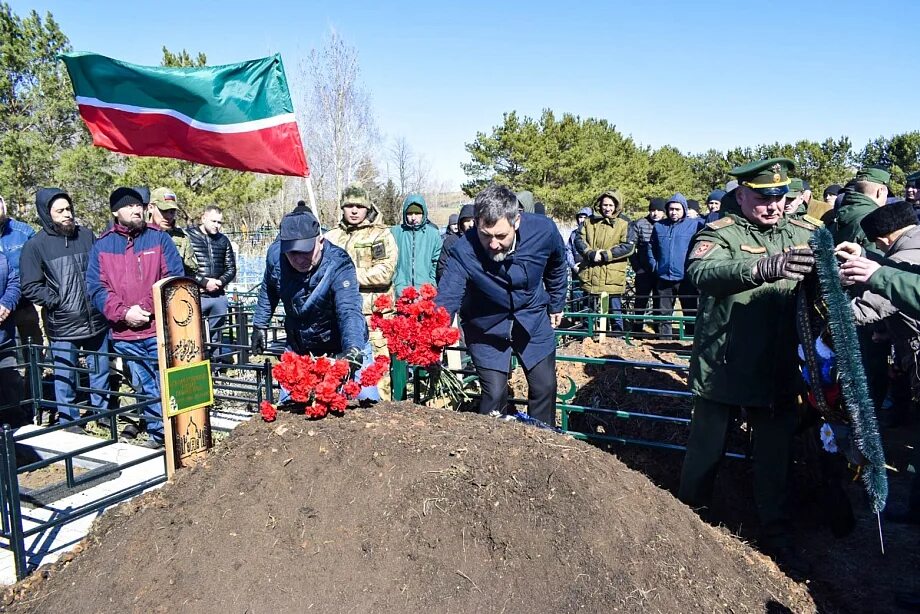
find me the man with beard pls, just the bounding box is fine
[20,189,110,432]
[87,187,183,448]
[906,171,920,220]
[148,187,197,276]
[435,184,567,425]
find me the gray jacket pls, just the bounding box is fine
[852,225,920,388]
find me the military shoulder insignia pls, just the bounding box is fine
[690,240,717,259]
[706,217,734,230]
[801,215,824,228]
[790,218,818,231]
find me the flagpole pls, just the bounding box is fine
[304,175,319,221]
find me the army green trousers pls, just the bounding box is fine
[678,396,797,548]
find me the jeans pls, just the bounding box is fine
[201,294,229,358]
[477,351,557,426]
[657,279,697,339]
[113,337,163,442]
[50,332,111,423]
[631,271,658,331]
[589,294,624,332]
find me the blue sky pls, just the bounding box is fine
[11,0,919,189]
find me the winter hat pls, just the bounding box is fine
[667,193,688,208]
[707,189,726,203]
[109,187,145,212]
[341,183,371,208]
[279,209,321,253]
[725,180,739,192]
[448,213,459,225]
[458,204,475,221]
[687,199,700,212]
[823,184,842,199]
[648,198,666,212]
[406,203,423,215]
[533,202,546,215]
[577,206,593,218]
[860,200,917,241]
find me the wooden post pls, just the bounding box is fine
[153,277,214,477]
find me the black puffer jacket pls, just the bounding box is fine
[19,188,108,340]
[186,226,236,294]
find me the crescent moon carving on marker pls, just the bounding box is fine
[173,298,194,326]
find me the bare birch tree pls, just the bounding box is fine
[297,32,377,225]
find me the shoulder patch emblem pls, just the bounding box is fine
[740,244,768,254]
[706,217,734,230]
[789,218,818,231]
[691,241,716,259]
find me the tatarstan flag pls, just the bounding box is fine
[60,52,309,177]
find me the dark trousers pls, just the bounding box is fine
[631,271,658,331]
[0,351,26,428]
[477,352,556,426]
[678,397,797,548]
[657,278,697,339]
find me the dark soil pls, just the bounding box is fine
[1,403,813,614]
[512,336,920,613]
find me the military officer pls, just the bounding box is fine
[678,158,816,573]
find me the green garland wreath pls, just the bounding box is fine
[808,228,888,513]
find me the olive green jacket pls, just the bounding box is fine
[574,194,634,294]
[866,262,920,322]
[687,192,816,407]
[325,204,399,315]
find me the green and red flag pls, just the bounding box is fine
[60,52,309,177]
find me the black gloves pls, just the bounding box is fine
[752,248,815,283]
[250,328,266,355]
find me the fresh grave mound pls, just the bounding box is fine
[3,403,814,613]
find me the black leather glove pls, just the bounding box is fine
[250,328,266,355]
[752,248,815,283]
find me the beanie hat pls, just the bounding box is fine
[109,187,145,212]
[458,204,475,221]
[648,198,666,212]
[823,184,842,198]
[406,203,423,215]
[448,213,459,225]
[533,202,546,215]
[667,193,688,208]
[577,206,593,218]
[860,200,917,241]
[725,180,739,192]
[707,189,726,203]
[687,199,700,212]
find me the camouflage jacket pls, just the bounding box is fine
[325,207,399,315]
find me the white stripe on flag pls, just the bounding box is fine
[75,96,295,134]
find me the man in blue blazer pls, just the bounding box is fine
[436,184,567,425]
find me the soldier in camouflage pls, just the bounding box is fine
[325,183,399,400]
[678,158,816,574]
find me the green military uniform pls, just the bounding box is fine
[678,158,816,551]
[150,187,197,276]
[829,167,892,410]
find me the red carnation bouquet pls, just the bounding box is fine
[259,351,389,421]
[370,284,466,403]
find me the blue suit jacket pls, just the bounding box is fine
[436,213,567,370]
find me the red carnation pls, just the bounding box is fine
[260,401,277,422]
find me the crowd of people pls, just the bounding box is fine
[0,186,239,449]
[4,158,920,593]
